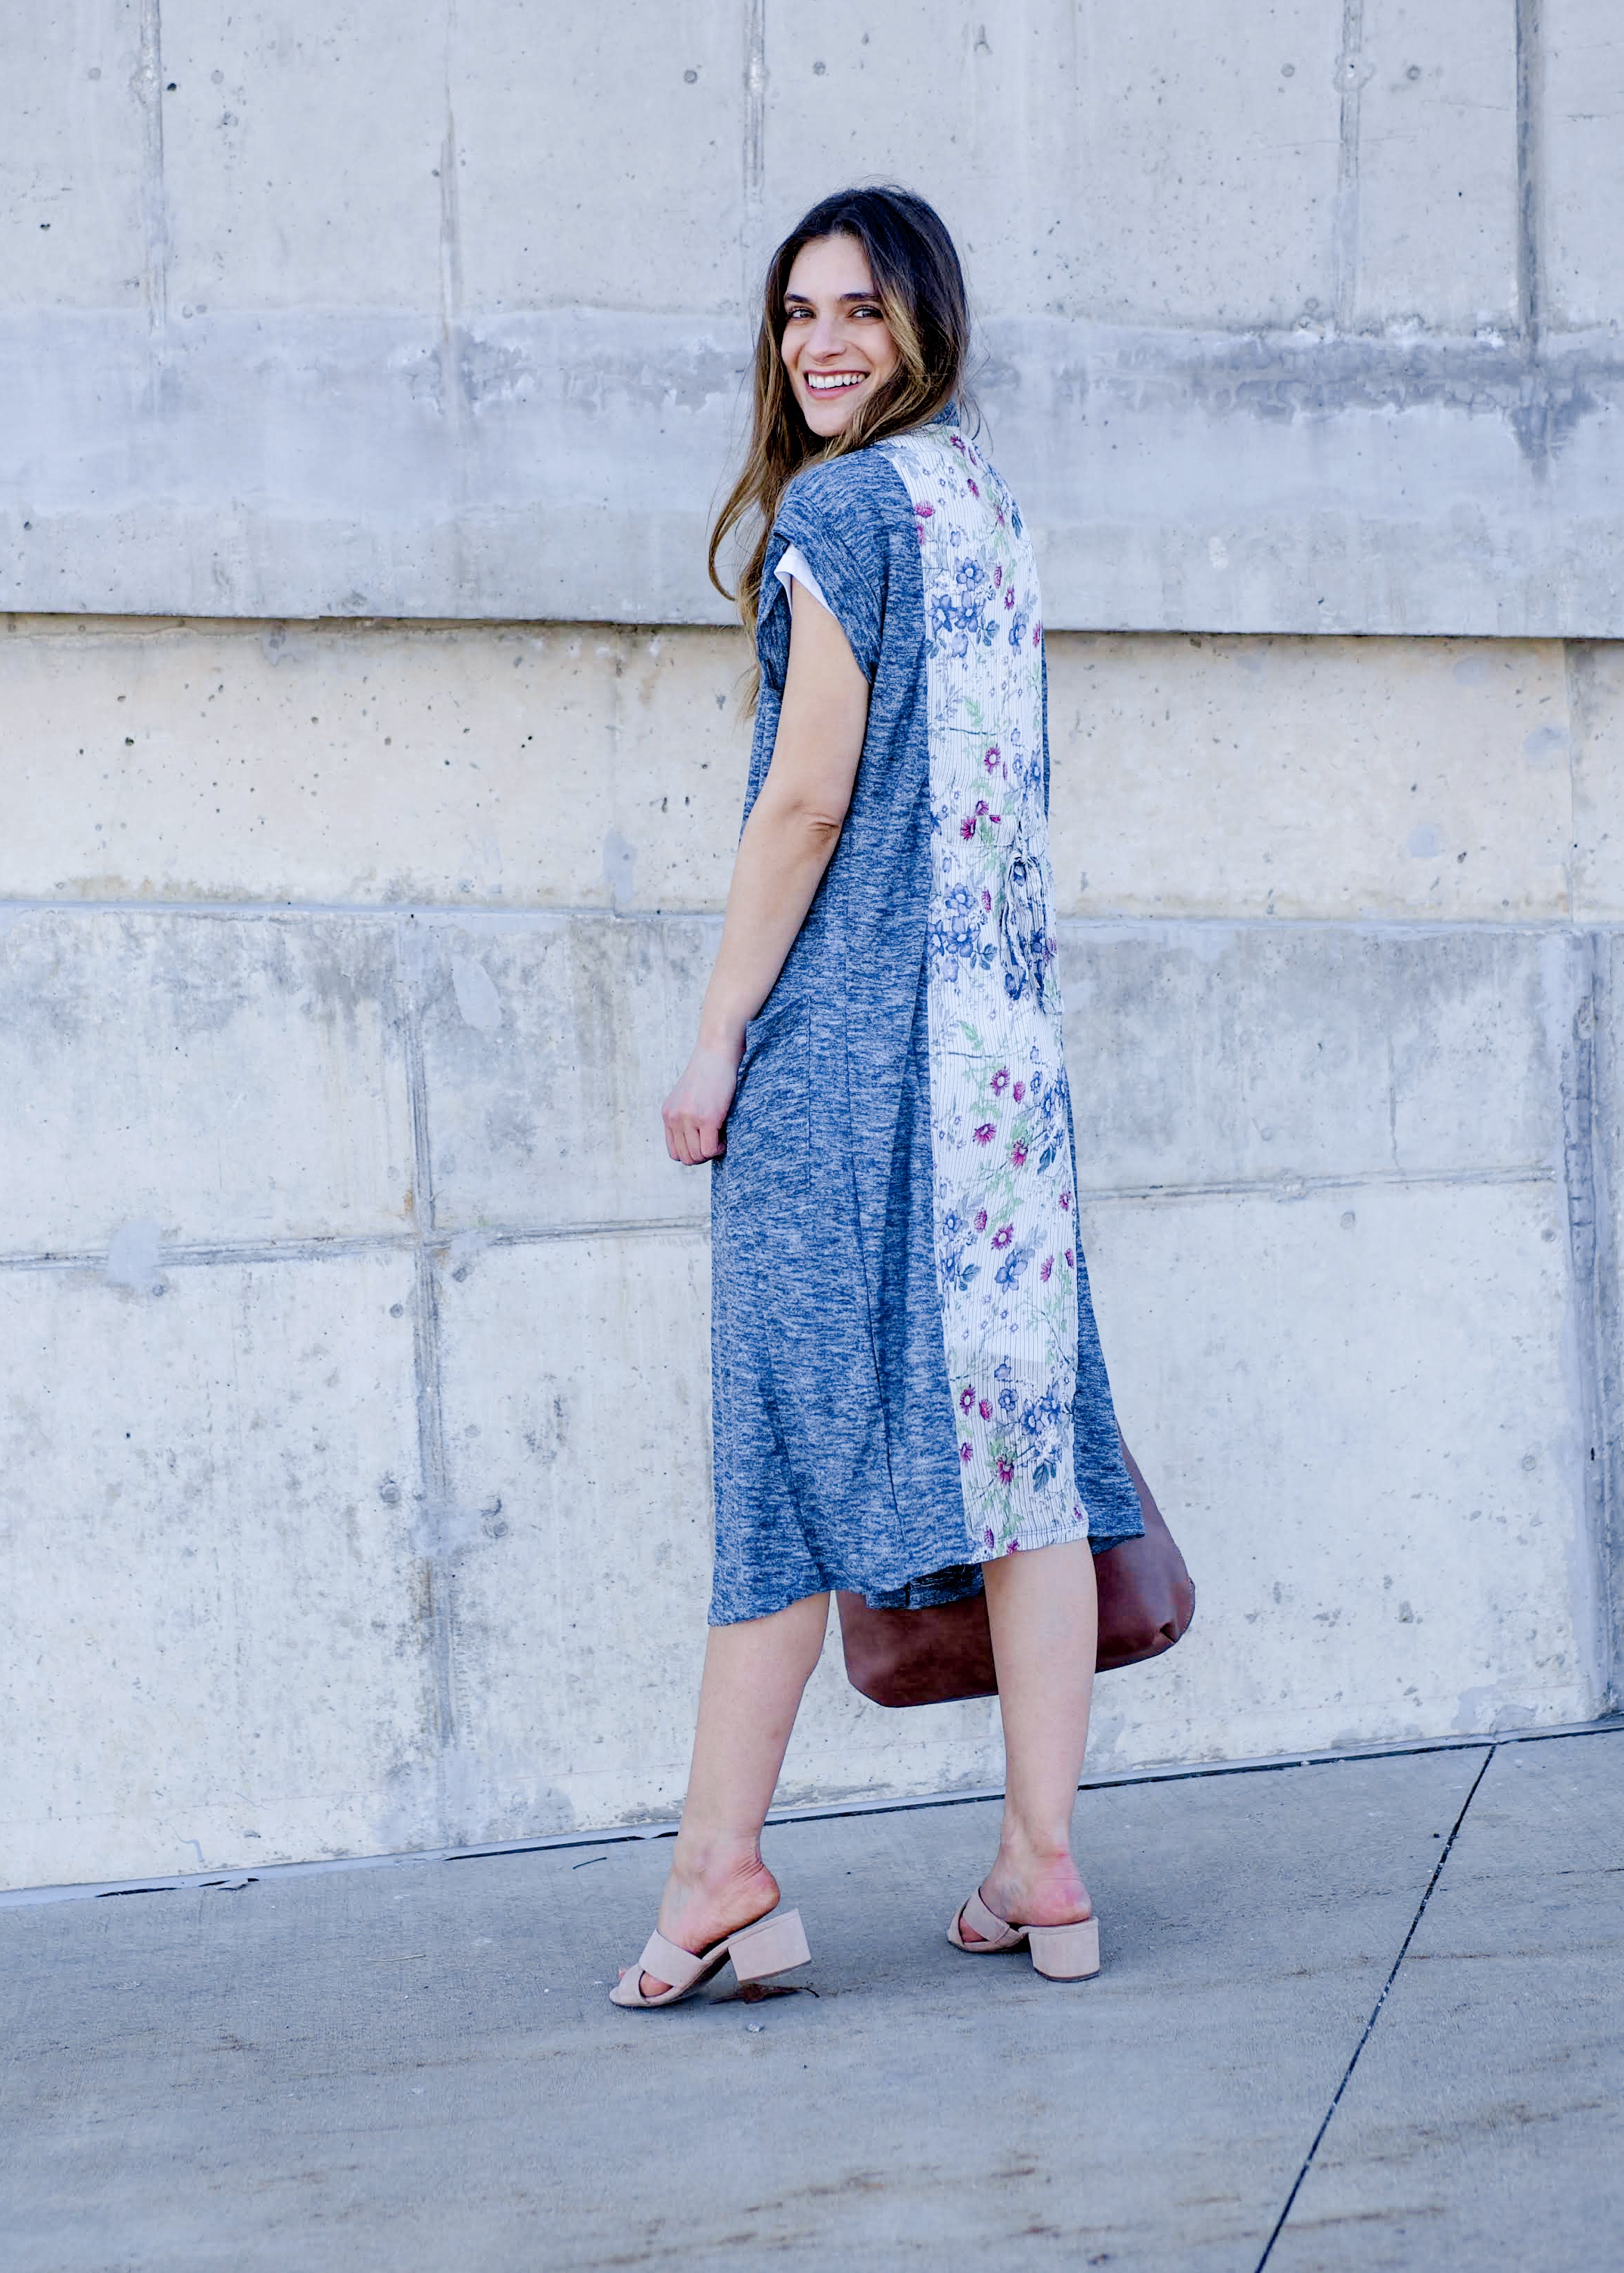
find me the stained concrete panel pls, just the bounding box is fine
[1569,640,1624,919]
[1271,1732,1624,2271]
[0,1748,1494,2269]
[0,5,150,313]
[1078,1177,1597,1772]
[453,1,749,315]
[1543,1,1624,329]
[1061,922,1573,1197]
[158,6,444,312]
[0,1250,430,1891]
[0,616,753,914]
[414,915,716,1234]
[1047,633,1574,922]
[6,302,1622,629]
[762,3,1084,321]
[0,617,1586,925]
[1350,0,1520,328]
[0,908,413,1254]
[1072,0,1342,327]
[0,616,754,911]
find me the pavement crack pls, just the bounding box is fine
[1251,1742,1497,2272]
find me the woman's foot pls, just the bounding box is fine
[623,1852,781,1999]
[959,1843,1092,1942]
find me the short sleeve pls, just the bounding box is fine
[774,544,831,614]
[758,452,914,686]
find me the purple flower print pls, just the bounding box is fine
[1072,1503,1086,1524]
[974,1124,995,1146]
[959,1384,975,1414]
[981,887,992,913]
[1010,1143,1028,1167]
[997,1457,1015,1484]
[984,745,1001,772]
[992,1224,1014,1250]
[967,477,980,495]
[951,435,967,454]
[960,817,976,840]
[1012,1080,1025,1103]
[1059,1190,1072,1211]
[1065,1247,1075,1268]
[1008,1539,1022,1552]
[914,502,935,519]
[993,564,1004,587]
[978,1399,992,1421]
[991,1068,1009,1094]
[1033,623,1043,646]
[960,1442,973,1464]
[1040,1255,1054,1282]
[988,812,1001,826]
[984,1527,996,1551]
[973,1208,988,1232]
[1005,587,1016,610]
[975,799,989,818]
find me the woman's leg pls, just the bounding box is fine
[968,1539,1098,1934]
[632,1590,830,1996]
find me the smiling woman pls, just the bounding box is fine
[616,187,1148,2010]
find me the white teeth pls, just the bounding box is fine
[806,373,864,392]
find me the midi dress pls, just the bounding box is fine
[708,411,1142,1625]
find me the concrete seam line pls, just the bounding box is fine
[0,1174,1555,1278]
[1251,1744,1498,2273]
[13,899,1624,942]
[3,1718,1617,1909]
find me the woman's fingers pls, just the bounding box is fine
[662,1109,724,1166]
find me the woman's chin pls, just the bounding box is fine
[799,388,867,436]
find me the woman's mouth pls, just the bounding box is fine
[804,371,867,395]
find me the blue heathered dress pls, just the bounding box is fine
[708,414,1142,1625]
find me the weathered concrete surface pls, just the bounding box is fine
[1271,1731,1624,2272]
[1,882,1609,1882]
[0,1250,432,1893]
[6,620,1622,922]
[4,5,1623,628]
[3,1738,1618,2271]
[0,617,751,914]
[0,908,413,1253]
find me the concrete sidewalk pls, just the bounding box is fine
[2,1728,1620,2272]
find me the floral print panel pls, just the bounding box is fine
[880,422,1084,1562]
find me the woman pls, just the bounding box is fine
[611,186,1143,2008]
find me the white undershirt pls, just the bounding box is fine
[775,543,830,614]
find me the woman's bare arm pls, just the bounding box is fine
[662,587,870,1165]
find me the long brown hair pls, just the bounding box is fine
[709,186,971,690]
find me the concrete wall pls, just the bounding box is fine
[6,3,1623,1888]
[4,2,1623,629]
[4,616,1621,1889]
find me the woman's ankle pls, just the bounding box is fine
[668,1831,775,1902]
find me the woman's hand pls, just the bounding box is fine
[663,1037,744,1165]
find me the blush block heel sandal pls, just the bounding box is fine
[609,1906,812,2009]
[948,1887,1100,1982]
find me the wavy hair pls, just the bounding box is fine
[709,185,971,704]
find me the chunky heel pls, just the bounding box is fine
[1027,1917,1100,1980]
[609,1903,811,2009]
[727,1907,811,1985]
[948,1886,1100,1981]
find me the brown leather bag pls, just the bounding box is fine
[836,1437,1194,1707]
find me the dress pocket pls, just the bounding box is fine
[723,989,810,1200]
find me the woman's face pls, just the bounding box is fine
[780,233,902,437]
